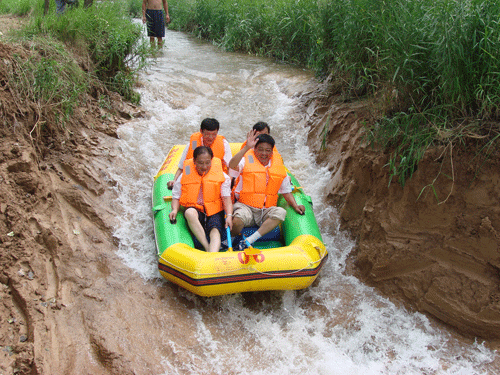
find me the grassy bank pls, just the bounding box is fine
[0,0,147,133]
[168,0,500,185]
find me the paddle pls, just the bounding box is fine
[226,226,233,252]
[241,233,260,255]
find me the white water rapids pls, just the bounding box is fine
[109,29,498,374]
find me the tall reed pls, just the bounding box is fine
[169,0,500,185]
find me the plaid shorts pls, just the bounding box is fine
[233,202,286,227]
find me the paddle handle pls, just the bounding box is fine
[226,226,233,252]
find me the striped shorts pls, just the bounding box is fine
[145,9,165,38]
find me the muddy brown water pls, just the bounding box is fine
[107,29,499,374]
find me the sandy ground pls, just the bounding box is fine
[1,13,500,374]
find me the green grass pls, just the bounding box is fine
[126,0,143,17]
[8,37,90,129]
[26,1,147,103]
[1,0,147,106]
[0,0,36,16]
[168,0,500,186]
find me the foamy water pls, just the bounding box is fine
[109,29,498,374]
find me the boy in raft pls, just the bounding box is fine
[167,118,232,189]
[229,132,305,250]
[142,0,170,49]
[169,146,233,253]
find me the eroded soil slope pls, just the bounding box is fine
[0,35,186,374]
[300,85,500,340]
[2,13,500,375]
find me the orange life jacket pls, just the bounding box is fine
[233,143,283,200]
[179,158,225,216]
[186,132,227,167]
[238,150,287,208]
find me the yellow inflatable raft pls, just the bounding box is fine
[152,144,328,297]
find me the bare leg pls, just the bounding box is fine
[208,228,221,253]
[230,217,244,237]
[256,218,282,237]
[184,208,210,251]
[149,36,156,49]
[157,37,163,48]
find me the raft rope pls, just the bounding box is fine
[158,245,327,278]
[157,176,328,278]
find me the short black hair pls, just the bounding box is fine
[200,118,220,131]
[253,121,270,133]
[255,134,275,149]
[193,146,213,160]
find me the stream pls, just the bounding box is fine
[109,29,498,374]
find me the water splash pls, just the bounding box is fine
[110,30,498,374]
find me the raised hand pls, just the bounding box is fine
[246,129,259,149]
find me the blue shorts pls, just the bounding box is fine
[145,9,165,38]
[184,208,225,237]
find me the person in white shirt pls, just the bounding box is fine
[168,118,232,189]
[169,146,233,252]
[228,132,304,250]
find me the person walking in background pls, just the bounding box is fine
[55,0,66,14]
[55,0,79,14]
[142,0,170,49]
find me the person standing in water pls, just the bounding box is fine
[142,0,170,49]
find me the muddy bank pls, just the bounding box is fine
[0,37,194,374]
[299,84,500,340]
[1,14,500,374]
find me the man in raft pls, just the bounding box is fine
[229,132,305,250]
[169,146,233,252]
[167,118,232,189]
[240,122,279,156]
[233,121,282,187]
[240,122,271,149]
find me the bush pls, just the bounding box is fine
[0,0,37,16]
[23,0,147,103]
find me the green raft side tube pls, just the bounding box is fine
[278,172,323,246]
[152,163,323,254]
[152,172,194,256]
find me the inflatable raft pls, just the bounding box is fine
[152,144,328,297]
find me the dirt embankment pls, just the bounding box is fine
[2,12,500,374]
[299,82,500,341]
[0,33,187,374]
